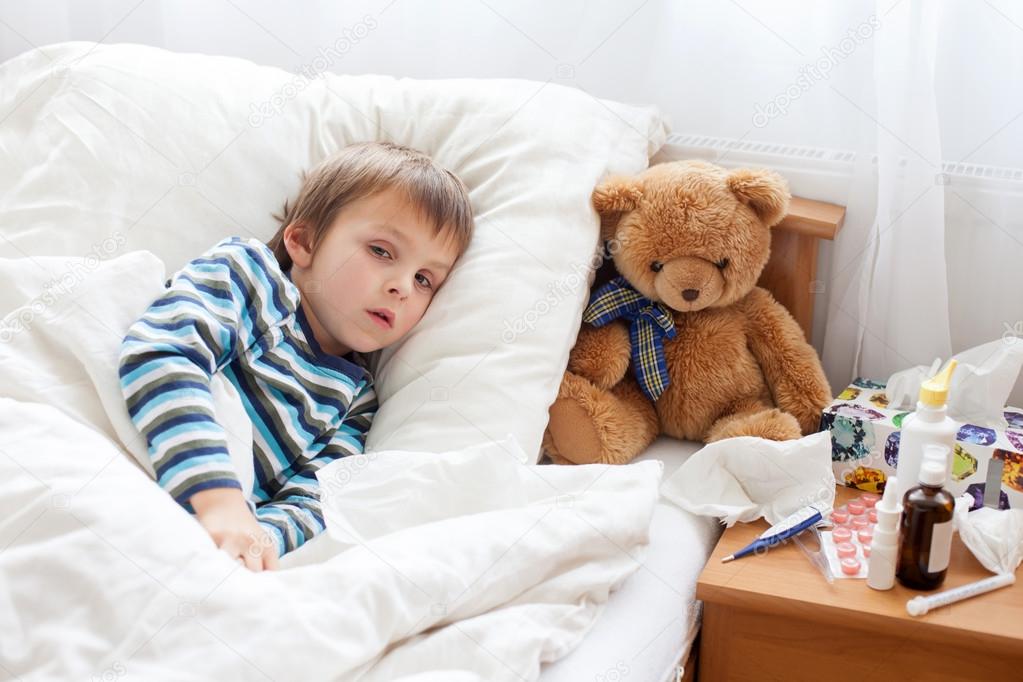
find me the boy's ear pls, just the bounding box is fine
[726,168,790,227]
[283,222,314,268]
[592,176,642,241]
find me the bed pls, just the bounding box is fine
[0,42,844,681]
[540,436,712,682]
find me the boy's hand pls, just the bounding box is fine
[190,488,279,571]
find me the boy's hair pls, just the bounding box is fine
[267,141,474,271]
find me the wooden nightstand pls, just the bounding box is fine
[695,486,1023,681]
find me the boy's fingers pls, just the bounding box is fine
[256,527,279,571]
[243,548,262,572]
[262,544,279,571]
[218,536,243,559]
[220,535,260,571]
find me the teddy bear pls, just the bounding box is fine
[541,160,832,465]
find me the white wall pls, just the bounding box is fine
[2,1,1020,169]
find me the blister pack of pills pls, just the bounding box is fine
[820,493,881,578]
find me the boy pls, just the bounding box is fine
[118,142,474,570]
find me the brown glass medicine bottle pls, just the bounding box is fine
[895,447,955,590]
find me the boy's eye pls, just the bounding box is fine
[370,245,391,258]
[415,273,433,289]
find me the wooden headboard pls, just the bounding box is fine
[760,196,846,340]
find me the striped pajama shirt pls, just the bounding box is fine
[118,237,377,557]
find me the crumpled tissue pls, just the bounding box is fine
[886,339,1023,429]
[660,431,835,526]
[954,495,1023,575]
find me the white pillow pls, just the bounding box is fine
[0,42,668,461]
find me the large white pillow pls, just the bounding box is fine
[0,42,667,461]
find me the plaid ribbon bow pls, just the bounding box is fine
[582,276,677,401]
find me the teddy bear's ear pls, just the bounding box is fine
[592,176,642,215]
[592,177,642,241]
[726,169,791,227]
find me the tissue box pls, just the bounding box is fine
[819,378,1023,509]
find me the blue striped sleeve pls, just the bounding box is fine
[322,381,378,459]
[118,237,296,506]
[255,381,377,555]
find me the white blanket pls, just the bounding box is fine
[0,251,662,680]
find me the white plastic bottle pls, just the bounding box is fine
[894,360,958,502]
[867,475,901,590]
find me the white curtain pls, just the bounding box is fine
[820,0,1022,407]
[2,0,1020,403]
[821,0,954,391]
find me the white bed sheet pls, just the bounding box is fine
[540,436,722,682]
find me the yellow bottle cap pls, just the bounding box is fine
[918,359,957,407]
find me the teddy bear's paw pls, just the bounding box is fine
[547,398,605,464]
[792,409,824,435]
[707,408,802,442]
[543,449,578,466]
[567,323,631,390]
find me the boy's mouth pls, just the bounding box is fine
[367,308,394,329]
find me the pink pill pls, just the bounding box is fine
[858,528,874,544]
[851,516,870,530]
[841,557,861,575]
[832,527,853,543]
[860,494,880,509]
[868,509,878,524]
[837,541,857,558]
[847,501,865,515]
[862,544,871,557]
[831,510,850,525]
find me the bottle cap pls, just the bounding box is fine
[878,477,899,512]
[918,359,957,407]
[907,596,929,617]
[919,445,948,486]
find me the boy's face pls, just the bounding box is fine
[284,187,462,357]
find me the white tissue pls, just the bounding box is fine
[659,431,835,527]
[886,339,1023,429]
[953,495,1023,575]
[885,357,942,413]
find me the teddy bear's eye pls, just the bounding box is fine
[715,258,730,270]
[650,261,663,272]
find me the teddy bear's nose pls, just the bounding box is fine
[682,289,700,302]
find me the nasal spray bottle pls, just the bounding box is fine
[867,476,901,590]
[894,360,958,503]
